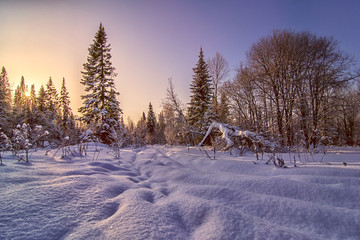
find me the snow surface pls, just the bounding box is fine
[1,144,360,240]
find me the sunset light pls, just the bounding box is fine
[2,1,359,122]
[1,1,360,239]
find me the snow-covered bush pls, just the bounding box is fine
[109,123,128,159]
[9,124,49,163]
[0,131,12,165]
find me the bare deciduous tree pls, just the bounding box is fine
[207,52,230,117]
[162,78,194,145]
[225,30,359,147]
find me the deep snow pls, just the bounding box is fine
[1,144,359,240]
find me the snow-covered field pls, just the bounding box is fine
[1,144,360,240]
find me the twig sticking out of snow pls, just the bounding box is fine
[77,130,98,157]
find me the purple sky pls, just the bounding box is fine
[1,0,360,122]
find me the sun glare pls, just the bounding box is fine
[25,91,31,97]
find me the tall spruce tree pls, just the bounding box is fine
[59,78,73,134]
[33,84,49,127]
[0,67,12,109]
[13,76,29,124]
[146,102,156,134]
[13,76,27,110]
[187,47,214,135]
[29,85,37,112]
[146,102,157,144]
[218,91,230,124]
[79,23,122,143]
[45,77,59,121]
[0,67,12,132]
[132,112,147,147]
[37,85,47,113]
[26,84,38,126]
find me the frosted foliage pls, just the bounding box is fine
[13,123,32,150]
[0,124,49,163]
[79,129,96,142]
[188,47,213,132]
[199,122,275,150]
[79,23,122,137]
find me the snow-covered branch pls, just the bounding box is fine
[198,122,276,152]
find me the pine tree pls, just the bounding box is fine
[25,84,39,127]
[141,112,146,123]
[146,102,157,144]
[37,85,47,113]
[59,78,73,134]
[13,76,27,110]
[187,47,214,135]
[44,77,59,121]
[133,112,147,147]
[146,102,156,133]
[32,84,48,128]
[0,67,12,133]
[42,77,61,142]
[79,23,122,143]
[0,67,12,108]
[218,91,231,124]
[12,76,30,124]
[29,85,37,112]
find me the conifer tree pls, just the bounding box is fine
[141,112,146,122]
[218,91,231,124]
[26,84,48,128]
[44,77,59,120]
[187,47,214,135]
[133,112,147,146]
[0,67,12,132]
[79,23,123,143]
[13,76,29,124]
[13,76,28,111]
[37,85,46,113]
[146,102,157,144]
[25,84,39,127]
[59,78,73,134]
[146,102,156,134]
[29,85,37,112]
[41,77,62,142]
[0,67,12,108]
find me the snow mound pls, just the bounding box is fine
[0,145,359,239]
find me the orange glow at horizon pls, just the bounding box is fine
[2,0,360,123]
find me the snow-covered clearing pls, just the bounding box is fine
[1,144,360,240]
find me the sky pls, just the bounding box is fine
[1,0,360,122]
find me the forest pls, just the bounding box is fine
[1,25,360,162]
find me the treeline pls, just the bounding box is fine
[0,70,77,146]
[1,26,359,152]
[140,30,360,148]
[223,30,360,147]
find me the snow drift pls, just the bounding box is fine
[1,144,359,239]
